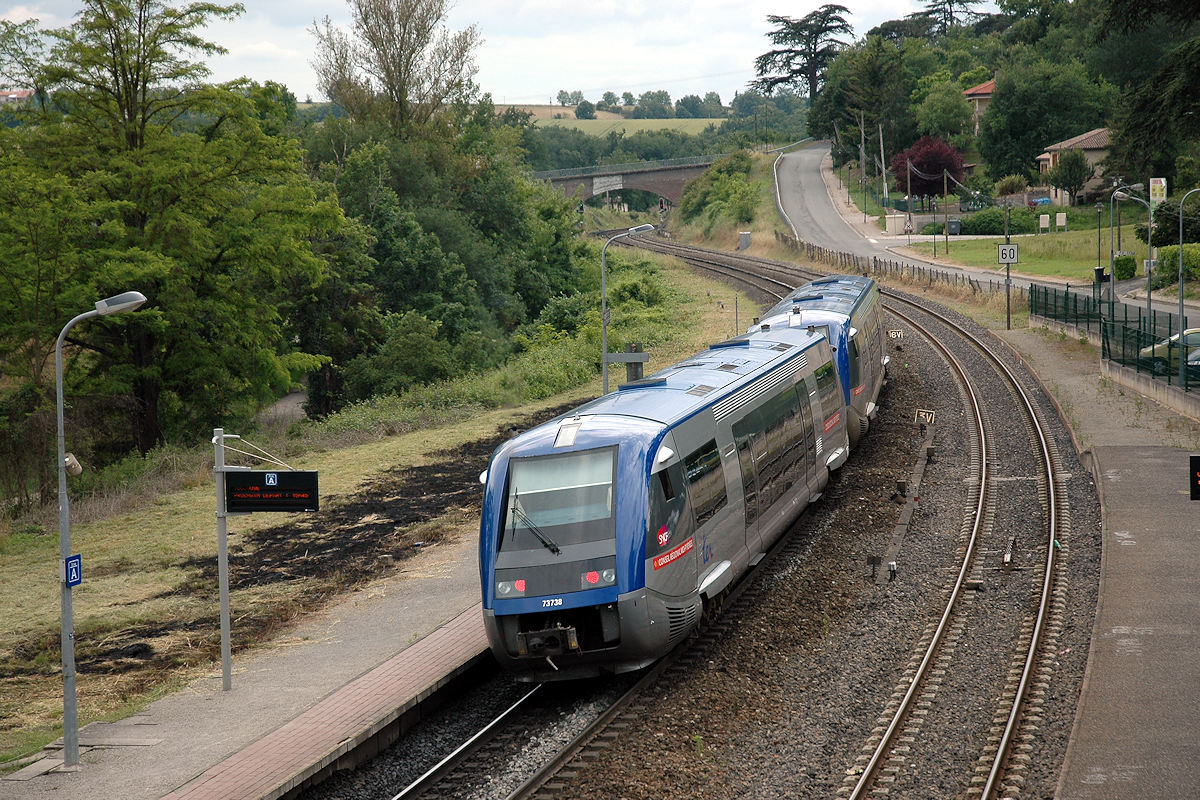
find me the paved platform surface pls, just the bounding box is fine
[1,530,486,800]
[1056,445,1200,799]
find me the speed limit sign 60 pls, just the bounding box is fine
[997,244,1019,264]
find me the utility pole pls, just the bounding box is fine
[878,123,888,206]
[943,170,950,254]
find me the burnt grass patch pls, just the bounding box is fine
[16,401,579,682]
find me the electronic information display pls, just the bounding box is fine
[225,470,319,513]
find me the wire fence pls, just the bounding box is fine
[1030,284,1197,391]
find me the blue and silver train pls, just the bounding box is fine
[478,275,887,681]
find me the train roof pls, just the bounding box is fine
[558,324,827,429]
[760,274,875,323]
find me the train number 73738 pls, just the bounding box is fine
[542,597,563,608]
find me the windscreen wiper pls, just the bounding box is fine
[510,503,561,555]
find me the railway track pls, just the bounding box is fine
[843,297,1065,799]
[632,235,1071,798]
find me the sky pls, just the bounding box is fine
[2,1,995,106]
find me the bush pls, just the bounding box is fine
[994,174,1028,196]
[1114,254,1137,281]
[959,206,1037,235]
[1154,244,1200,284]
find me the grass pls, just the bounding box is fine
[905,225,1150,283]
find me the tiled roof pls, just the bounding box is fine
[1044,127,1110,152]
[963,79,995,97]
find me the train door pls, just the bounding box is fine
[731,410,762,555]
[847,329,863,402]
[646,437,697,598]
[798,372,821,495]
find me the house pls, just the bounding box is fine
[963,78,994,136]
[0,88,34,105]
[1036,128,1110,204]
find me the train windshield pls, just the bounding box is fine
[500,448,617,553]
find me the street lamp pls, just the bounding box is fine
[601,225,654,394]
[1113,188,1153,322]
[1096,202,1104,301]
[1179,187,1200,387]
[56,290,147,768]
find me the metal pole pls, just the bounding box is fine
[1181,188,1200,387]
[1110,189,1118,322]
[213,429,232,690]
[1005,202,1011,330]
[1146,194,1154,324]
[56,308,96,770]
[944,171,949,254]
[600,241,611,394]
[601,225,654,394]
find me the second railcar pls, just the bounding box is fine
[757,275,887,446]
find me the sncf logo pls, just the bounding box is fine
[657,525,671,547]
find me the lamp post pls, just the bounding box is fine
[601,225,654,394]
[1179,187,1200,387]
[1113,188,1152,322]
[56,290,147,768]
[1096,201,1104,301]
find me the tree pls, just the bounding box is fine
[889,136,964,199]
[675,94,702,118]
[978,59,1113,180]
[556,89,570,106]
[1,2,339,461]
[621,91,635,106]
[574,99,595,119]
[700,92,725,117]
[632,90,672,119]
[923,0,982,36]
[753,5,853,106]
[601,91,619,107]
[1047,148,1092,205]
[916,79,973,144]
[311,0,480,135]
[1101,0,1200,180]
[41,0,243,152]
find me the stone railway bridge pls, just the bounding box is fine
[532,155,721,205]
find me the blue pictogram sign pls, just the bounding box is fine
[65,554,82,587]
[265,472,278,486]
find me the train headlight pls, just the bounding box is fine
[497,579,526,597]
[601,568,616,584]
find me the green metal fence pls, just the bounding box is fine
[1031,285,1197,391]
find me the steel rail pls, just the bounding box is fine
[391,685,542,800]
[844,301,990,800]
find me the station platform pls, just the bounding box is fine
[1056,445,1200,799]
[1,531,488,800]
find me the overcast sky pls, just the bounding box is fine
[3,2,996,105]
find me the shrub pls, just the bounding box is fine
[959,207,1037,235]
[1114,254,1137,281]
[1154,244,1200,283]
[994,174,1028,196]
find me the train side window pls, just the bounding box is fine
[657,468,676,502]
[683,439,727,527]
[731,415,760,525]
